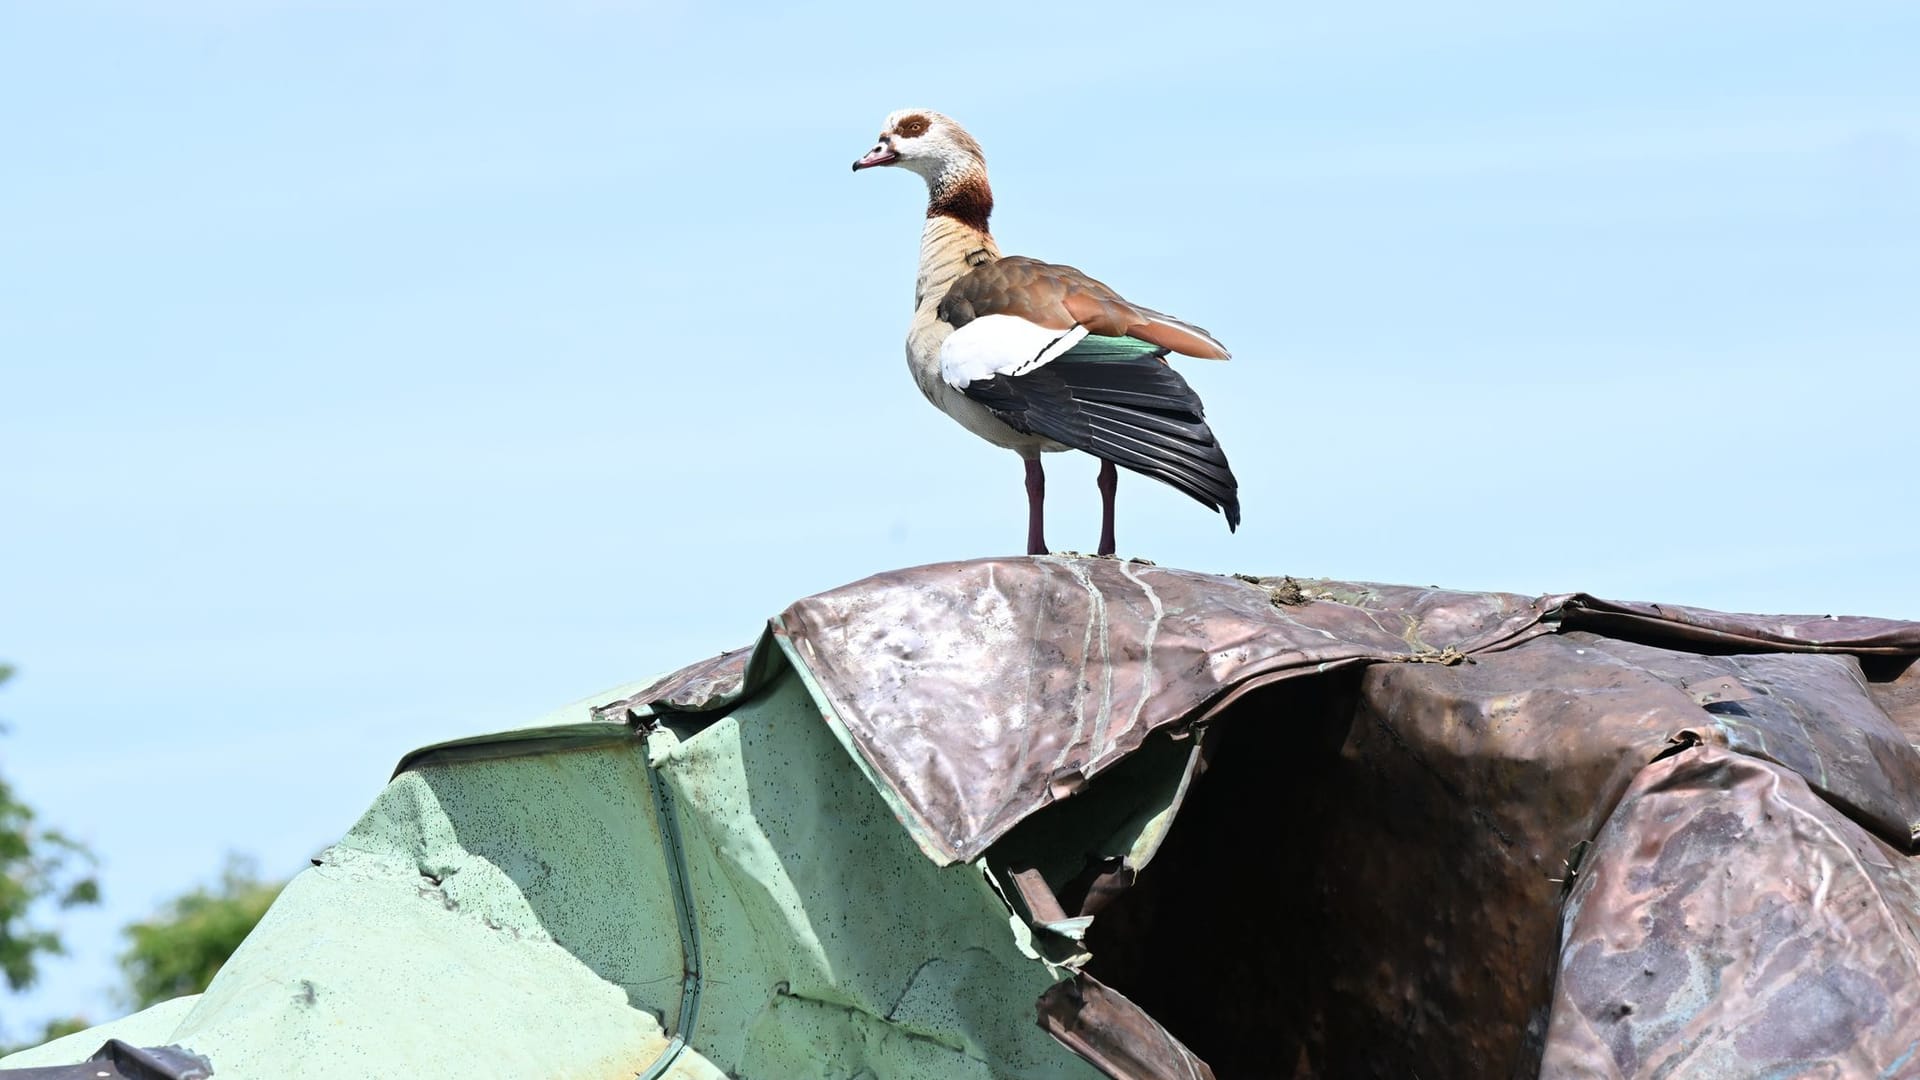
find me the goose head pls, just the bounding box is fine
[851,108,987,187]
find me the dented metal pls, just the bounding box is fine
[757,559,1569,864]
[1546,745,1920,1075]
[614,559,1920,1078]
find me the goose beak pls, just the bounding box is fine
[851,143,898,171]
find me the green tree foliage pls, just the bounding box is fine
[0,663,102,994]
[119,856,284,1009]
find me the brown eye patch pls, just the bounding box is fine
[892,114,931,138]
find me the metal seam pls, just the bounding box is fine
[635,729,704,1080]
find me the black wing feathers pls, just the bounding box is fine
[962,355,1241,530]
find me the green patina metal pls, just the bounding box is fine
[1,658,1119,1079]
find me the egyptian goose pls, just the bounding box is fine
[852,108,1239,558]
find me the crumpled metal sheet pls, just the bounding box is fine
[1036,974,1215,1080]
[1542,744,1920,1076]
[607,643,763,717]
[765,558,1564,864]
[605,557,1920,1076]
[623,563,1920,870]
[1558,594,1920,655]
[1565,634,1920,849]
[641,670,1099,1079]
[1874,655,1920,739]
[1068,627,1920,1077]
[1142,633,1723,1076]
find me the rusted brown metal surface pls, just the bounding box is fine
[615,557,1920,1078]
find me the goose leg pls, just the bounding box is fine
[1096,459,1118,557]
[1024,457,1048,556]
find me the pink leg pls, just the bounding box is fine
[1096,459,1118,557]
[1025,458,1048,556]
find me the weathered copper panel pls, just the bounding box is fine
[1543,744,1920,1076]
[1559,595,1920,655]
[1567,633,1920,849]
[612,644,757,716]
[1873,655,1920,741]
[1083,632,1920,1076]
[1037,974,1217,1080]
[1267,634,1711,1077]
[769,558,1560,863]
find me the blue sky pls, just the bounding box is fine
[2,0,1916,1036]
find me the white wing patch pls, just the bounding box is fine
[940,315,1089,389]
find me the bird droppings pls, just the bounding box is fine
[1233,572,1310,607]
[1268,576,1309,606]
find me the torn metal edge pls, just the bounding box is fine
[389,723,638,778]
[1037,973,1216,1080]
[765,615,968,866]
